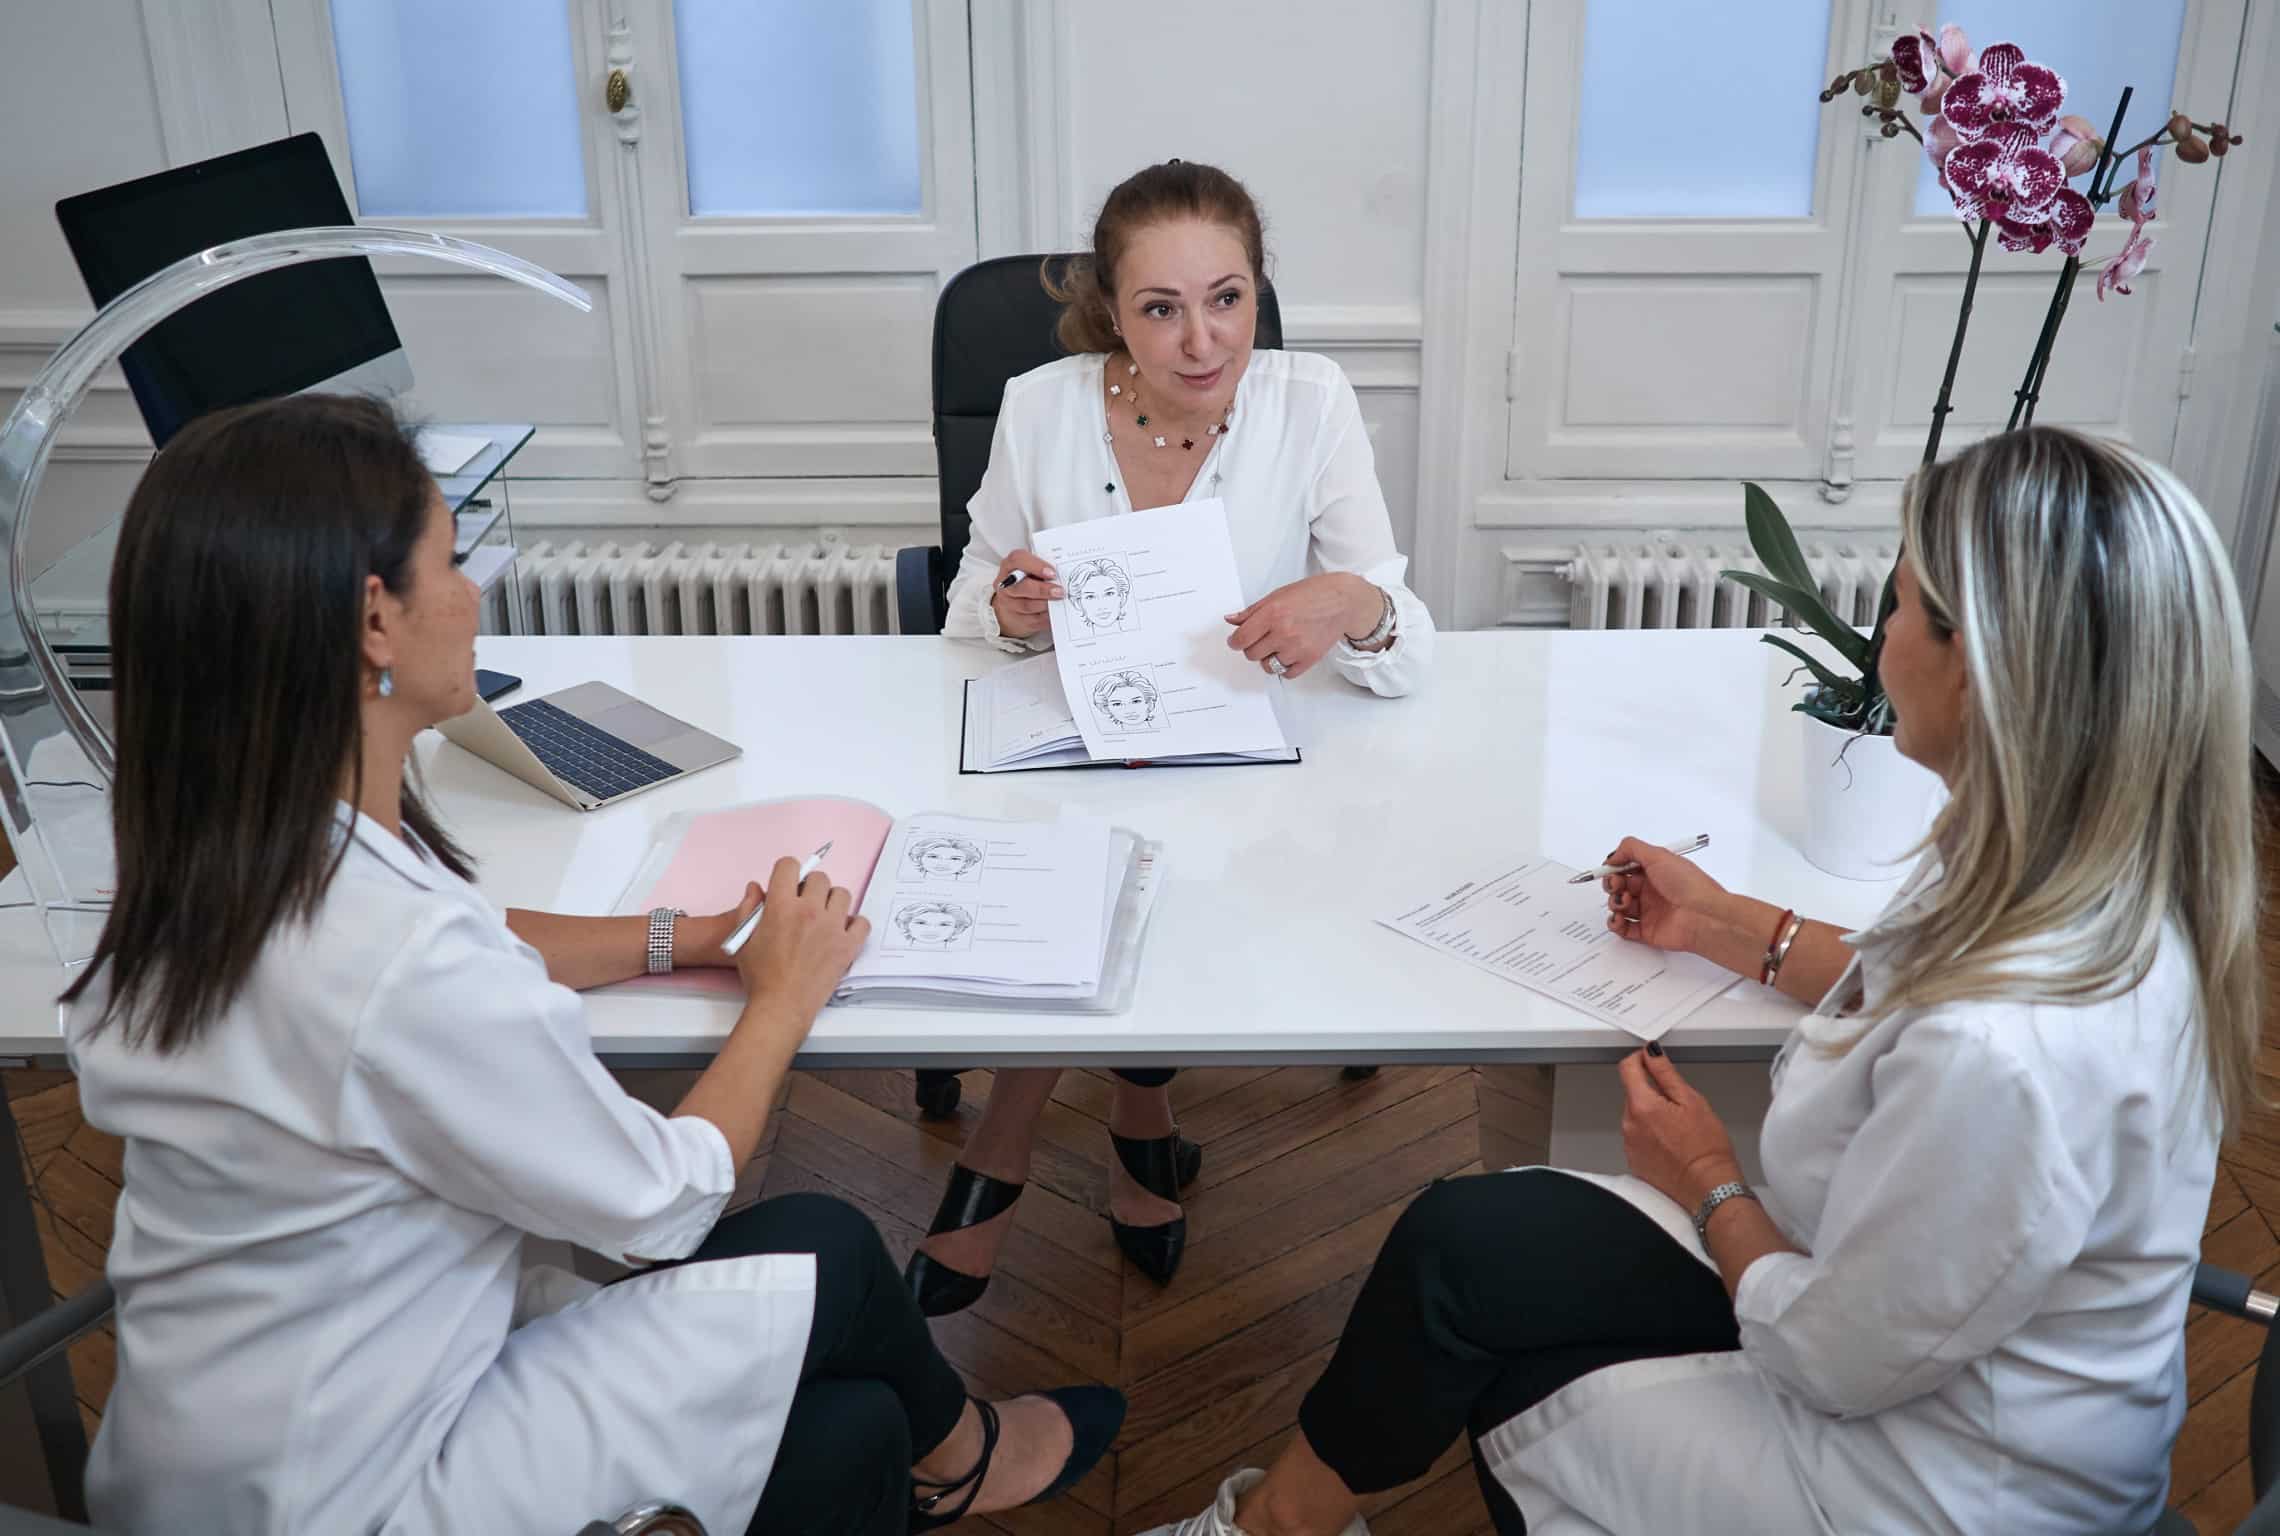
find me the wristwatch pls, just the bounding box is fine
[1692,1180,1758,1243]
[1345,586,1397,649]
[646,907,685,975]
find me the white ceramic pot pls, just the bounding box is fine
[1796,709,1945,882]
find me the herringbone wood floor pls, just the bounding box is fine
[8,774,2280,1532]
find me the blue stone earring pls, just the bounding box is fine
[377,668,394,699]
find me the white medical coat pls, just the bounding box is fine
[1482,908,2216,1535]
[942,348,1436,698]
[65,810,814,1535]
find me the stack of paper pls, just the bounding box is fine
[615,797,1161,1010]
[841,813,1114,999]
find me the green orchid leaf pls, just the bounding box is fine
[1742,482,1820,596]
[1719,570,1872,669]
[1760,633,1861,701]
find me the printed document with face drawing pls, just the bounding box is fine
[843,812,1114,990]
[1029,499,1292,760]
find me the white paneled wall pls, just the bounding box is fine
[5,1,2279,640]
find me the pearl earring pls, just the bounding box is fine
[377,668,394,699]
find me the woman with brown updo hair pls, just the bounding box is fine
[915,161,1437,1317]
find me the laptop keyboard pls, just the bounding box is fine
[497,698,680,802]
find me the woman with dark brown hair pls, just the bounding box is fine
[914,161,1438,1315]
[60,394,1121,1535]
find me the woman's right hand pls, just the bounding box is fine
[990,549,1063,639]
[1602,837,1731,956]
[731,857,871,1033]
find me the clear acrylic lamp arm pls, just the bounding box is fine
[0,227,589,972]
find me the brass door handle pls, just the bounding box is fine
[605,68,631,113]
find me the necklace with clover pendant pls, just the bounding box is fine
[1107,358,1233,451]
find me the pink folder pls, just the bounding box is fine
[620,796,897,997]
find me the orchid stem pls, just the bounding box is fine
[2005,87,2133,432]
[1924,218,1991,467]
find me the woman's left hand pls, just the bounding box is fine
[1619,1047,1746,1211]
[675,884,765,969]
[1224,573,1384,679]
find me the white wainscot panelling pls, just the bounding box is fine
[1558,277,1816,438]
[1355,389,1421,568]
[681,275,935,477]
[381,273,629,478]
[1875,271,2146,452]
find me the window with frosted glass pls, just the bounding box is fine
[330,0,587,218]
[675,0,922,217]
[1574,0,1832,218]
[1911,0,2186,216]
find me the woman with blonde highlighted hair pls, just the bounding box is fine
[1144,426,2261,1536]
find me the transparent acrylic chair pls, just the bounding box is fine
[0,227,588,975]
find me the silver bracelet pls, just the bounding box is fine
[1692,1180,1757,1244]
[646,907,684,975]
[1345,586,1397,649]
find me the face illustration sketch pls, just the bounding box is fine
[1090,669,1160,729]
[907,835,984,881]
[893,900,974,948]
[1066,558,1132,630]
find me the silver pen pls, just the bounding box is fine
[719,840,835,956]
[1567,833,1711,884]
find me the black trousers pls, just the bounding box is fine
[624,1192,970,1536]
[1298,1170,1741,1535]
[1110,1068,1176,1087]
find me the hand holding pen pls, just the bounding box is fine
[990,550,1062,640]
[1594,834,1732,954]
[721,841,835,956]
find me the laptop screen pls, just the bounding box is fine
[54,132,404,447]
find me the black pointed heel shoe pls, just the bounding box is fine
[909,1387,1128,1531]
[1109,1130,1189,1285]
[904,1164,1024,1318]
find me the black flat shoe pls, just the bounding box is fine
[904,1164,1024,1318]
[909,1387,1128,1531]
[1109,1129,1189,1286]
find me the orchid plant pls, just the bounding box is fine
[1724,23,2243,733]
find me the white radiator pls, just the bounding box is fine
[479,537,903,637]
[1563,541,1896,631]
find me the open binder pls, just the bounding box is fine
[611,798,1165,1014]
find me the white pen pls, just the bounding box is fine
[1567,833,1711,884]
[996,569,1031,591]
[719,840,835,956]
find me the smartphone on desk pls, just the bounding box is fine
[474,669,522,704]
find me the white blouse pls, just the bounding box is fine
[942,348,1435,698]
[1481,889,2217,1535]
[65,810,814,1536]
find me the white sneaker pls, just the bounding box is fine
[1135,1468,1371,1536]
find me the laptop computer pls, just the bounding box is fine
[437,682,740,811]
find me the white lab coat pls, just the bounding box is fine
[943,348,1436,698]
[64,809,814,1536]
[1478,897,2216,1535]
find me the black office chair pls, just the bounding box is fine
[894,252,1285,638]
[899,254,1300,1121]
[0,1282,708,1535]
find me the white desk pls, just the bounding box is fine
[0,630,1906,1067]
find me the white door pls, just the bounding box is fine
[621,0,977,485]
[271,0,977,508]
